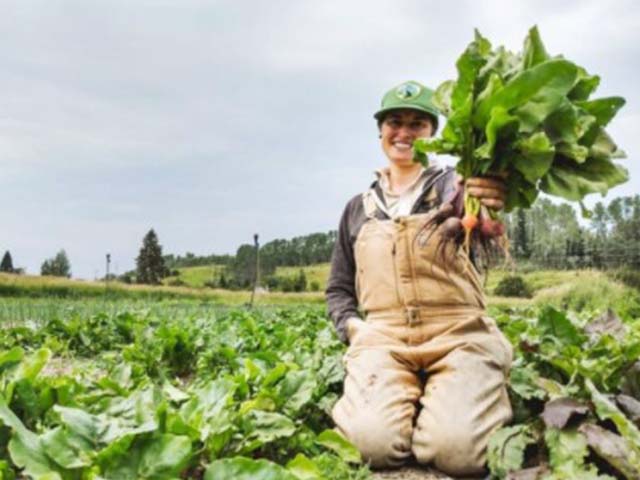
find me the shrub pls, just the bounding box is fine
[609,268,640,291]
[167,278,186,287]
[494,275,533,298]
[535,273,640,318]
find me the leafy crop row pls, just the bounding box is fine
[0,303,638,478]
[491,307,640,478]
[0,307,368,479]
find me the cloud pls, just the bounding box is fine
[0,0,638,277]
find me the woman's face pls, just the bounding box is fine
[380,109,434,166]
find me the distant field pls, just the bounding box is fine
[2,268,638,318]
[275,263,331,287]
[162,264,225,287]
[163,263,331,289]
[0,272,324,305]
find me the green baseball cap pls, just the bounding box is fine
[374,80,439,131]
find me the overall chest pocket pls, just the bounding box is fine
[354,221,402,311]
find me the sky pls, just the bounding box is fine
[1,0,638,279]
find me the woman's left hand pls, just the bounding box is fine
[459,175,507,211]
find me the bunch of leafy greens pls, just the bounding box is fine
[488,306,640,479]
[414,26,628,213]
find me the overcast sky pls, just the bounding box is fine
[1,0,638,279]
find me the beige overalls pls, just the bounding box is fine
[332,190,513,476]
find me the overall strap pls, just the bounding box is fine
[361,189,382,219]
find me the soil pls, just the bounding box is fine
[371,466,483,480]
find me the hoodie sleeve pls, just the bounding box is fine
[325,195,364,343]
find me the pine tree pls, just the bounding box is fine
[41,250,71,277]
[218,271,228,289]
[0,251,14,273]
[136,229,168,285]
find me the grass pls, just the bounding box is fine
[164,263,332,289]
[0,272,324,305]
[162,265,226,287]
[275,263,331,287]
[3,268,638,319]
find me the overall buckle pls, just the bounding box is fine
[406,307,421,326]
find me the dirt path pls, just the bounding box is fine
[371,466,482,480]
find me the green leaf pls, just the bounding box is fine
[0,398,67,480]
[315,429,361,464]
[503,170,539,211]
[279,370,317,416]
[138,434,192,478]
[537,307,584,347]
[576,97,626,127]
[544,428,608,479]
[433,79,455,116]
[41,427,93,469]
[475,72,504,110]
[478,106,519,162]
[540,156,628,201]
[0,460,16,480]
[0,347,23,372]
[443,30,490,176]
[54,406,106,445]
[8,434,65,480]
[513,131,555,182]
[589,129,626,161]
[509,362,546,400]
[487,425,534,478]
[568,67,600,101]
[586,380,640,449]
[286,453,324,480]
[238,410,295,454]
[204,457,299,480]
[556,142,589,163]
[473,59,578,129]
[544,100,596,144]
[262,363,289,388]
[522,25,549,69]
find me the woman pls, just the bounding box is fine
[326,81,513,477]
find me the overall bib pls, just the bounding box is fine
[332,191,513,476]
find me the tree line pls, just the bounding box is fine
[3,194,637,289]
[505,194,640,270]
[121,230,337,290]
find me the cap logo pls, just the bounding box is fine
[395,82,421,100]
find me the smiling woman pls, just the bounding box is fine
[379,110,434,166]
[325,81,513,476]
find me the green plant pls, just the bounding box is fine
[609,268,640,291]
[136,229,169,285]
[494,275,533,298]
[414,26,627,252]
[40,250,72,278]
[489,306,640,478]
[0,305,368,479]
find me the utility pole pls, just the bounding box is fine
[105,253,111,291]
[249,233,260,307]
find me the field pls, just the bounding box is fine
[0,271,639,479]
